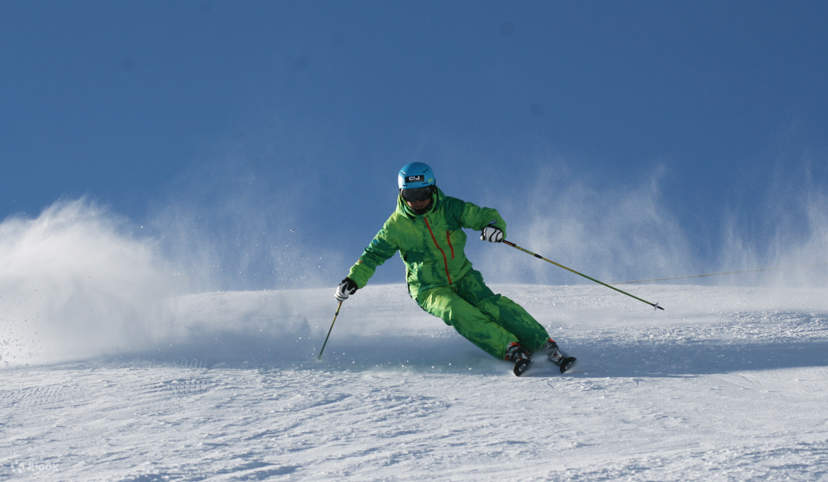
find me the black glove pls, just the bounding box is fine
[480,224,504,243]
[335,278,358,301]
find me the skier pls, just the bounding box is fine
[334,162,575,376]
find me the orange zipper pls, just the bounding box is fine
[424,218,452,284]
[445,231,455,259]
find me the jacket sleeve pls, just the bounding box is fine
[459,201,507,239]
[347,224,399,289]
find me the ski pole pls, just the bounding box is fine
[502,240,664,310]
[317,300,344,360]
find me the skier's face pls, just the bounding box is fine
[401,186,434,213]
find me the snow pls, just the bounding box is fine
[2,283,828,480]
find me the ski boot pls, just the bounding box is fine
[543,338,577,373]
[505,342,532,377]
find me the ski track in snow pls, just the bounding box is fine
[2,284,828,480]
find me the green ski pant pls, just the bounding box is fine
[413,269,550,359]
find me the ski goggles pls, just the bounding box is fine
[401,186,434,202]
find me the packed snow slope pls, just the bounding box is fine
[2,283,828,480]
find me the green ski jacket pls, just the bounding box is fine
[347,189,507,299]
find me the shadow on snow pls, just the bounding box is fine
[86,331,828,379]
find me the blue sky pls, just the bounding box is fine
[2,1,827,289]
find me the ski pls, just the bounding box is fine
[508,341,576,376]
[510,339,577,376]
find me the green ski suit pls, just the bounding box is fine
[347,188,550,359]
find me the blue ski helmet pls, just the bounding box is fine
[397,162,436,190]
